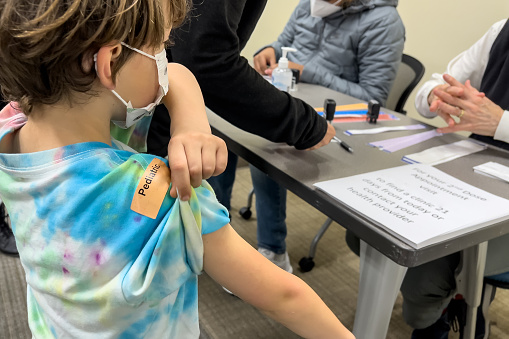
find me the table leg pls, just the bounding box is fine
[353,240,407,339]
[461,242,488,339]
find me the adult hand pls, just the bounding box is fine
[263,61,304,77]
[167,132,228,201]
[288,61,304,75]
[431,74,503,136]
[253,47,277,75]
[305,123,336,150]
[428,82,455,127]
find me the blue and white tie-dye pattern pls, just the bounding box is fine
[0,105,230,338]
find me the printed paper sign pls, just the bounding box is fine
[314,164,509,248]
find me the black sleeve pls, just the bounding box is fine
[167,0,327,150]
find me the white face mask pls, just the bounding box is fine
[94,42,169,129]
[310,0,342,18]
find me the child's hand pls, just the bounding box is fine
[167,131,227,201]
[162,63,228,201]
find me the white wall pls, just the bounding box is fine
[241,0,509,127]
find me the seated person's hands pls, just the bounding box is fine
[430,74,503,136]
[167,131,227,201]
[253,47,277,75]
[288,61,304,76]
[262,61,305,77]
[253,47,304,77]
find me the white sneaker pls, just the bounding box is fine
[258,248,293,274]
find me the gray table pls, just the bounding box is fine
[206,83,509,338]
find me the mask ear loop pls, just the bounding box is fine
[110,89,131,108]
[120,42,156,60]
[94,52,130,107]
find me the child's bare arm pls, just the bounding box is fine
[162,63,227,201]
[203,224,355,339]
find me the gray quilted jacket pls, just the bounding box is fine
[260,0,405,105]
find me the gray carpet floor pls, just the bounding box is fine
[1,165,508,338]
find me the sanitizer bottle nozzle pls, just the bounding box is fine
[278,47,297,69]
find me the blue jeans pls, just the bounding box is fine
[207,150,238,211]
[250,165,287,254]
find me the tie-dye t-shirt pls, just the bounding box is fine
[0,105,230,338]
[110,115,153,153]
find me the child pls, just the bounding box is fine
[0,0,354,338]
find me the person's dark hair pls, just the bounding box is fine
[0,0,189,113]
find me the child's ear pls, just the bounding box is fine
[95,43,122,90]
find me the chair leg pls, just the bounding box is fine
[298,218,333,272]
[239,188,255,220]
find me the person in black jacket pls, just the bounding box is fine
[147,0,335,271]
[0,202,16,256]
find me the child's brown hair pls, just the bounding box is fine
[0,0,189,113]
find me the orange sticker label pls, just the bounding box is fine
[131,158,171,219]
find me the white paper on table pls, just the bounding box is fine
[345,124,426,135]
[402,140,487,165]
[369,129,442,153]
[314,164,509,248]
[474,162,509,183]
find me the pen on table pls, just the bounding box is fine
[332,135,354,153]
[324,99,354,153]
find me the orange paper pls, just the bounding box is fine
[131,158,171,219]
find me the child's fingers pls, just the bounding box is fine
[201,139,227,179]
[200,149,216,180]
[183,143,204,189]
[213,142,228,177]
[167,142,192,201]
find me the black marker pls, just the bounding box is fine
[324,99,354,153]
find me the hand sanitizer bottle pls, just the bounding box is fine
[272,47,297,92]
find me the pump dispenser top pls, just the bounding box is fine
[272,47,297,92]
[278,47,297,68]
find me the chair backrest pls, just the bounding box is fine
[384,54,425,114]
